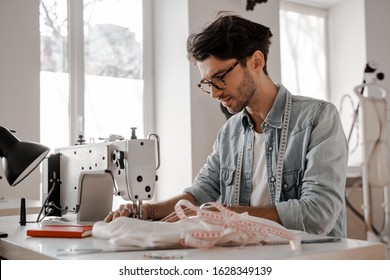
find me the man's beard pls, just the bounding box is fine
[224,70,256,114]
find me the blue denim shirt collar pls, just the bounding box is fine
[240,83,287,131]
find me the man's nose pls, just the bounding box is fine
[210,86,223,99]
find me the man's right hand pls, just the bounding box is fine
[103,203,152,222]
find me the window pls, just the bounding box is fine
[280,1,328,100]
[40,0,69,151]
[40,0,147,152]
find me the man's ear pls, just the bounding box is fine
[250,50,265,72]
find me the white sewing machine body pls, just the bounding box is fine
[41,135,159,222]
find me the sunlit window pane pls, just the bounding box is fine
[40,0,70,152]
[280,5,328,100]
[83,0,144,140]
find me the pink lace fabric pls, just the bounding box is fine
[174,200,301,250]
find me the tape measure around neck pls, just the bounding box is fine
[274,92,292,203]
[233,92,292,205]
[233,136,245,205]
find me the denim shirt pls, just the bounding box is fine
[185,84,348,237]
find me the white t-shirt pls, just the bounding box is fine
[250,131,271,206]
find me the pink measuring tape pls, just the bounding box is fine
[174,199,301,250]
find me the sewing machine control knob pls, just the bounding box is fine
[76,135,86,145]
[131,127,137,139]
[112,150,125,169]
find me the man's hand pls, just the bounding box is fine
[103,203,151,222]
[103,193,200,223]
[160,207,197,222]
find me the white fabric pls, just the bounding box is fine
[250,131,271,206]
[92,200,303,250]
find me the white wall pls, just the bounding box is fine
[328,0,366,165]
[153,0,281,201]
[365,0,390,94]
[365,0,390,136]
[152,0,192,201]
[0,0,41,200]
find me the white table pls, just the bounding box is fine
[0,214,387,260]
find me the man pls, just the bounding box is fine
[105,12,348,237]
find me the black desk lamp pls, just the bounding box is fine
[0,126,49,186]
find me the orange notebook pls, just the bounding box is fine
[26,225,93,238]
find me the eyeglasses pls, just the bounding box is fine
[197,60,241,94]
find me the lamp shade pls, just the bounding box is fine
[0,126,50,186]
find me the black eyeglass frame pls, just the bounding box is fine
[197,59,242,94]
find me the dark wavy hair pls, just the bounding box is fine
[187,11,273,75]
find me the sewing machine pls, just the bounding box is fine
[41,131,160,222]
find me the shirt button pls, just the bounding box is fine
[268,146,273,151]
[270,177,275,182]
[248,143,252,149]
[245,175,250,180]
[283,184,289,188]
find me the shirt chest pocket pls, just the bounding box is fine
[220,168,235,204]
[281,169,302,201]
